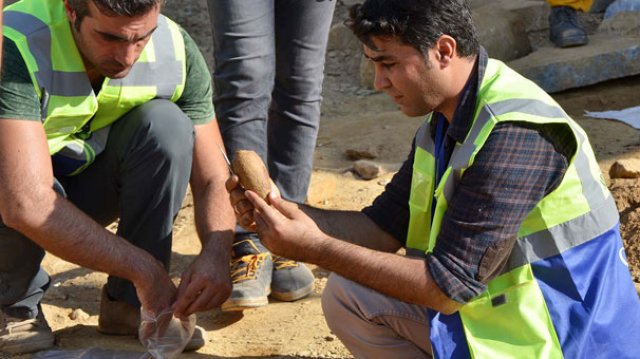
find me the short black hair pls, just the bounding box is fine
[345,0,479,58]
[68,0,164,29]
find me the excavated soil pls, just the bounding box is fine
[2,1,639,358]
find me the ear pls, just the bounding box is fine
[433,35,457,68]
[63,0,77,24]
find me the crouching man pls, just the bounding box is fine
[227,0,640,357]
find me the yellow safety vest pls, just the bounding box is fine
[408,59,640,358]
[3,0,186,174]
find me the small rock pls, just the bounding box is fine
[377,179,390,186]
[345,148,377,160]
[69,308,90,321]
[324,335,335,342]
[353,160,382,180]
[609,159,640,178]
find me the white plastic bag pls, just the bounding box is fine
[138,308,196,359]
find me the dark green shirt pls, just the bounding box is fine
[0,25,215,124]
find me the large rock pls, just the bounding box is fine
[508,34,640,93]
[473,4,532,61]
[599,12,640,36]
[604,0,640,19]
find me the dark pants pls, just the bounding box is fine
[208,0,335,204]
[0,100,194,318]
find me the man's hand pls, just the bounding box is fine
[225,175,256,231]
[133,260,178,316]
[173,253,232,318]
[245,190,325,261]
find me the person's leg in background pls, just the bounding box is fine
[547,0,593,47]
[208,0,276,311]
[208,0,335,310]
[267,0,336,303]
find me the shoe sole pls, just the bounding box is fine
[270,282,314,302]
[221,296,269,312]
[0,336,55,354]
[552,35,588,48]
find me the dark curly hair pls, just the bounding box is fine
[345,0,479,58]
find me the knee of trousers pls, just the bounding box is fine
[321,274,362,336]
[0,227,45,304]
[117,99,195,164]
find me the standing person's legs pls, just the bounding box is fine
[208,0,277,311]
[58,100,194,310]
[322,274,433,359]
[209,0,275,164]
[264,0,336,304]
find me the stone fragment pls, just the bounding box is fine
[353,160,381,180]
[345,148,377,160]
[473,5,532,62]
[69,308,90,321]
[609,159,640,179]
[599,12,640,36]
[327,23,359,52]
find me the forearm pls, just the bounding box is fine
[192,183,235,258]
[7,187,162,285]
[0,119,161,286]
[311,234,460,314]
[301,205,401,252]
[191,120,235,258]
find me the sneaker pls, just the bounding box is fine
[221,238,273,312]
[549,6,588,48]
[270,256,315,302]
[0,308,54,354]
[97,286,206,352]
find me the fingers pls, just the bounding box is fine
[224,174,240,192]
[269,194,300,219]
[246,190,283,227]
[173,278,213,318]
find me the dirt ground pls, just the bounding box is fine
[3,1,640,358]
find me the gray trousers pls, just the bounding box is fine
[0,100,194,319]
[322,274,433,359]
[208,0,335,204]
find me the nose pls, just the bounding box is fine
[116,42,142,67]
[373,64,391,91]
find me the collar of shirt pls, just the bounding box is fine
[430,47,488,146]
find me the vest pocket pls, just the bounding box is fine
[458,265,563,358]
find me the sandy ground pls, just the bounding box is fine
[2,1,640,358]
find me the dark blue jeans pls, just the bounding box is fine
[0,100,194,318]
[208,0,335,205]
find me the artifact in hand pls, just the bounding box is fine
[232,150,272,200]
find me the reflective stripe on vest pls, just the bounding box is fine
[3,1,186,174]
[407,59,640,358]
